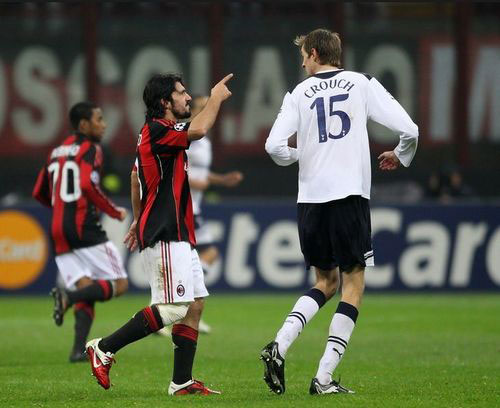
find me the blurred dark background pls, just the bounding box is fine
[1,1,499,204]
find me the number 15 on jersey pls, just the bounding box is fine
[310,93,351,143]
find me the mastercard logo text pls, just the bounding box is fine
[0,211,48,289]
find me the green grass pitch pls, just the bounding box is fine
[1,293,499,407]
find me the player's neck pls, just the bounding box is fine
[311,64,339,75]
[164,111,176,121]
[76,130,97,142]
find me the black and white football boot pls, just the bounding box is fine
[260,341,285,394]
[309,377,355,395]
[50,287,68,326]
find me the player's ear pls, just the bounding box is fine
[78,119,88,133]
[310,48,319,61]
[161,98,171,111]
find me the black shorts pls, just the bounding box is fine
[297,195,373,272]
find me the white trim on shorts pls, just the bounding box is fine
[364,250,375,267]
[141,240,209,305]
[55,241,127,288]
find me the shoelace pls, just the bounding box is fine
[330,376,352,393]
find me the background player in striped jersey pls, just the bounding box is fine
[33,102,129,362]
[85,72,233,395]
[261,28,418,395]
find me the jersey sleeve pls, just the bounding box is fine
[79,144,121,219]
[32,165,52,207]
[265,92,299,166]
[150,121,190,152]
[366,77,419,167]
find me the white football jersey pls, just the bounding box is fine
[265,69,418,203]
[187,137,212,215]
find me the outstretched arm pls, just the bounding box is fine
[189,171,243,191]
[208,171,243,187]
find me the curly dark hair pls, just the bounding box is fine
[143,73,183,120]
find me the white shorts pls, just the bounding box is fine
[55,242,127,288]
[141,241,209,304]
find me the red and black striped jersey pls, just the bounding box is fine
[33,133,122,254]
[135,118,195,250]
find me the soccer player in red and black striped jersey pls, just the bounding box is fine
[33,102,129,362]
[86,73,233,394]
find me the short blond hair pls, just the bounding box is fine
[294,28,342,67]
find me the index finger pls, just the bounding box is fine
[220,73,234,84]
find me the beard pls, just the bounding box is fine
[172,105,191,120]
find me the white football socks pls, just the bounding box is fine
[275,288,326,357]
[315,301,358,385]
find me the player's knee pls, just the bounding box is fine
[211,246,219,258]
[341,277,365,308]
[315,280,338,301]
[156,303,189,327]
[189,298,205,318]
[75,276,93,289]
[318,273,339,299]
[113,279,129,297]
[324,281,339,300]
[201,246,219,265]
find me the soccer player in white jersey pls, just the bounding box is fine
[188,96,243,331]
[261,28,418,395]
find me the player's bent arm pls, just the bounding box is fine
[265,93,299,166]
[265,138,298,166]
[188,97,223,140]
[393,119,419,167]
[32,166,52,207]
[188,73,233,141]
[367,77,419,167]
[80,161,122,219]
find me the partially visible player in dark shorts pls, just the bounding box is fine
[298,195,373,273]
[261,28,418,396]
